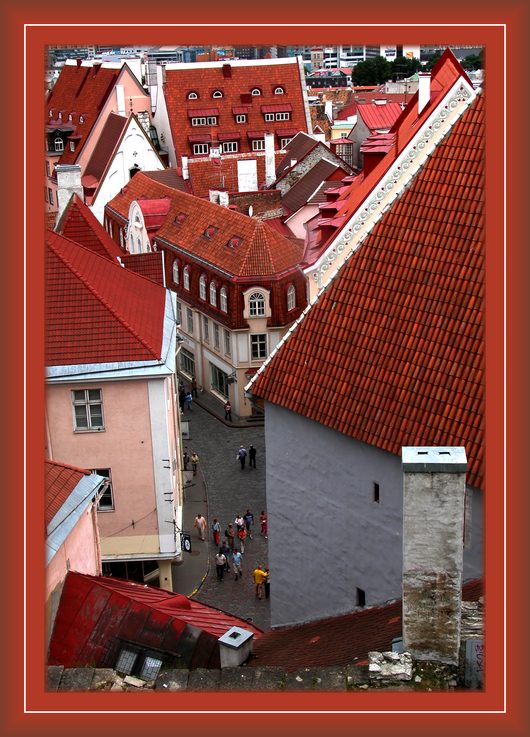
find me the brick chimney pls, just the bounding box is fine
[401,446,467,665]
[55,164,83,223]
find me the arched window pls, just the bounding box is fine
[209,281,217,307]
[188,91,198,100]
[54,137,64,152]
[249,291,265,316]
[172,260,179,284]
[183,266,191,291]
[274,86,285,94]
[251,88,262,96]
[212,90,223,98]
[220,286,228,313]
[199,274,207,300]
[287,284,296,311]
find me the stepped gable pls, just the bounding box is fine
[45,230,166,366]
[250,94,484,490]
[56,193,122,261]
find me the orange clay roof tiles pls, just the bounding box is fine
[46,230,166,366]
[251,93,484,490]
[45,460,91,526]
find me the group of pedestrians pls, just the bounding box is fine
[179,378,198,412]
[212,507,269,584]
[236,444,257,470]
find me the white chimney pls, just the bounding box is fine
[181,156,189,180]
[418,72,431,114]
[115,84,126,116]
[264,132,276,187]
[218,626,254,668]
[324,99,333,122]
[402,446,467,665]
[55,164,83,223]
[219,191,229,207]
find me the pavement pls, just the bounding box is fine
[171,387,271,631]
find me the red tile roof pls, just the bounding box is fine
[162,59,310,162]
[356,101,403,131]
[187,151,284,198]
[45,230,166,366]
[250,93,484,490]
[55,193,122,261]
[82,112,128,189]
[121,252,165,285]
[45,460,91,526]
[251,580,482,671]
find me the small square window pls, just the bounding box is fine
[250,333,267,360]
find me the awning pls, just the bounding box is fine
[261,103,293,113]
[232,106,250,115]
[217,132,241,142]
[275,128,299,137]
[187,107,219,117]
[247,130,267,139]
[188,133,212,143]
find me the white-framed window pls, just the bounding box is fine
[69,141,76,152]
[251,88,261,96]
[72,388,104,431]
[193,143,209,155]
[207,116,217,125]
[199,274,207,300]
[212,90,223,98]
[214,323,220,349]
[252,139,265,151]
[274,86,285,94]
[79,115,85,123]
[264,113,275,122]
[280,137,293,148]
[186,307,194,334]
[45,161,51,176]
[224,328,231,355]
[222,141,238,153]
[235,114,246,123]
[249,291,266,316]
[188,91,198,99]
[191,117,207,126]
[176,300,182,326]
[183,266,191,290]
[202,315,209,342]
[58,111,62,120]
[209,282,217,307]
[93,468,114,511]
[287,284,296,311]
[54,137,64,152]
[68,113,73,122]
[180,348,195,376]
[276,111,290,121]
[173,260,179,284]
[220,287,228,313]
[250,333,267,360]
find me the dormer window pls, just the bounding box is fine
[287,284,296,311]
[54,137,64,152]
[249,291,266,316]
[235,114,246,124]
[251,88,262,96]
[58,112,62,120]
[188,91,198,100]
[199,274,207,300]
[227,236,242,249]
[49,110,53,118]
[274,86,285,94]
[212,90,223,99]
[183,266,191,290]
[209,281,217,307]
[79,115,85,123]
[203,224,218,239]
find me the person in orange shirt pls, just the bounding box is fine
[252,566,268,600]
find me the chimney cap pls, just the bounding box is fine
[402,446,467,473]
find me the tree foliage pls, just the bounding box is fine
[352,55,421,86]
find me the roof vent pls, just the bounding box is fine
[203,224,219,239]
[174,212,188,225]
[227,236,243,249]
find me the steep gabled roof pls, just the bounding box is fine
[82,112,128,188]
[56,193,122,261]
[45,230,166,366]
[122,252,165,285]
[249,94,484,490]
[275,131,319,178]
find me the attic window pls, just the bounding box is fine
[49,110,53,117]
[68,113,73,122]
[274,86,285,94]
[188,91,198,100]
[69,141,76,152]
[227,236,242,249]
[54,138,64,152]
[251,88,262,96]
[174,212,188,225]
[58,112,62,120]
[203,224,218,239]
[79,115,85,123]
[212,90,223,99]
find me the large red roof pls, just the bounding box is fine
[162,58,309,162]
[355,100,403,131]
[45,460,91,526]
[56,193,122,261]
[250,93,484,490]
[45,230,166,366]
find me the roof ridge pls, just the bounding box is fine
[47,233,163,360]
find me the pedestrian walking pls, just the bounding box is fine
[178,379,185,394]
[235,514,244,532]
[237,525,247,554]
[248,444,257,468]
[191,377,198,398]
[212,518,221,547]
[220,540,231,571]
[191,451,199,476]
[215,550,226,581]
[183,450,190,471]
[184,391,193,410]
[232,550,243,580]
[178,389,185,411]
[237,445,247,469]
[260,510,268,538]
[264,567,270,599]
[225,523,236,550]
[243,509,254,539]
[252,566,268,600]
[194,513,207,541]
[224,401,232,421]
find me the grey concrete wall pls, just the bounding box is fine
[264,403,483,628]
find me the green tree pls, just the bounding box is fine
[424,51,443,71]
[352,56,392,86]
[461,51,484,71]
[390,55,421,81]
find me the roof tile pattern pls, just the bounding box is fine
[282,158,348,214]
[186,151,284,198]
[45,460,91,526]
[56,194,122,261]
[122,252,165,285]
[356,101,403,131]
[251,94,484,490]
[82,112,128,186]
[46,230,166,366]
[163,59,309,161]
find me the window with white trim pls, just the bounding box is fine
[199,274,207,300]
[202,315,209,342]
[72,389,104,431]
[207,116,217,125]
[93,468,114,511]
[275,111,290,121]
[188,91,198,99]
[212,90,223,98]
[54,137,64,152]
[220,287,228,313]
[251,88,261,96]
[186,307,194,334]
[280,137,293,148]
[211,363,229,399]
[183,266,191,290]
[222,141,238,153]
[214,323,220,349]
[250,333,267,360]
[191,117,207,126]
[172,260,179,284]
[224,328,231,355]
[264,113,275,122]
[209,282,217,307]
[48,188,54,205]
[287,284,296,311]
[274,86,285,94]
[252,139,265,151]
[235,114,246,123]
[249,291,266,316]
[193,143,209,155]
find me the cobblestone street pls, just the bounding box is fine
[181,397,271,631]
